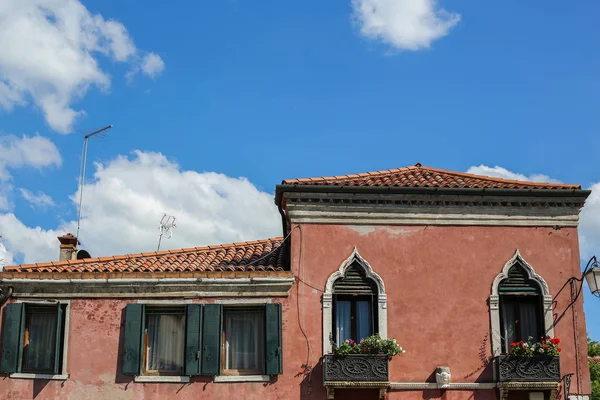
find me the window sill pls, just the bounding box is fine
[10,373,68,381]
[134,375,190,383]
[214,375,271,383]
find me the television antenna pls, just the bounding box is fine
[76,125,113,241]
[157,214,177,251]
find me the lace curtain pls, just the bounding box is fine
[146,314,185,372]
[224,309,264,372]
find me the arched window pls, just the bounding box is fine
[323,248,387,354]
[498,263,544,352]
[490,250,554,356]
[332,262,378,345]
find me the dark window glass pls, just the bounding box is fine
[333,295,374,346]
[23,309,58,373]
[500,296,543,352]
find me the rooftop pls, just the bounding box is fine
[3,237,287,274]
[3,164,585,276]
[281,164,581,190]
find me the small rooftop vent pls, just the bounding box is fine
[77,249,92,260]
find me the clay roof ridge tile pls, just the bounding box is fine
[423,166,581,189]
[36,262,53,267]
[282,164,580,189]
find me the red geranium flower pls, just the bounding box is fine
[557,348,562,352]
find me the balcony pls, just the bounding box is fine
[323,355,389,399]
[495,355,560,382]
[495,356,561,400]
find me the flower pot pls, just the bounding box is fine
[323,354,389,382]
[494,355,560,382]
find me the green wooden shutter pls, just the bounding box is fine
[122,304,144,375]
[265,303,282,375]
[185,304,202,376]
[53,303,64,375]
[201,304,222,376]
[0,303,24,374]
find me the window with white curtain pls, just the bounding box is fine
[143,307,185,375]
[222,307,265,375]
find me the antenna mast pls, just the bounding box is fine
[157,214,177,251]
[76,125,113,240]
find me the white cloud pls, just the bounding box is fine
[0,0,165,133]
[0,214,58,266]
[141,53,165,78]
[466,165,562,184]
[18,188,55,209]
[467,164,599,261]
[0,150,280,265]
[0,240,8,268]
[0,134,62,209]
[126,52,165,82]
[351,0,460,51]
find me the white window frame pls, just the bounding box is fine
[214,299,271,382]
[323,248,387,355]
[489,250,554,356]
[10,299,70,381]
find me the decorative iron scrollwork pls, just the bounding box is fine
[496,356,561,382]
[323,355,389,382]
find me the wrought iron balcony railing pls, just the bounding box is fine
[323,354,389,382]
[494,355,560,382]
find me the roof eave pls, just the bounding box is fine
[275,184,591,206]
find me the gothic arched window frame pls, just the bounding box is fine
[490,250,554,356]
[322,248,387,355]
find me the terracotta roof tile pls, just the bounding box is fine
[4,237,288,274]
[282,164,581,190]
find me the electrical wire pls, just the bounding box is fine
[295,224,314,392]
[241,226,296,269]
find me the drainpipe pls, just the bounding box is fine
[276,195,288,238]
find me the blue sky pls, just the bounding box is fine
[0,0,599,339]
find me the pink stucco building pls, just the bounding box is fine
[0,164,593,400]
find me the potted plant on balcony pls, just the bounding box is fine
[496,336,561,382]
[323,334,404,382]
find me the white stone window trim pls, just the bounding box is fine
[9,373,69,381]
[489,250,554,356]
[214,375,271,383]
[10,299,70,380]
[134,375,190,383]
[323,248,387,355]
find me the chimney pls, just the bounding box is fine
[58,233,79,262]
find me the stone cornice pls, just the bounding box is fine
[284,191,584,227]
[0,271,295,297]
[284,191,587,209]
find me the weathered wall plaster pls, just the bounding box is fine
[0,224,590,400]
